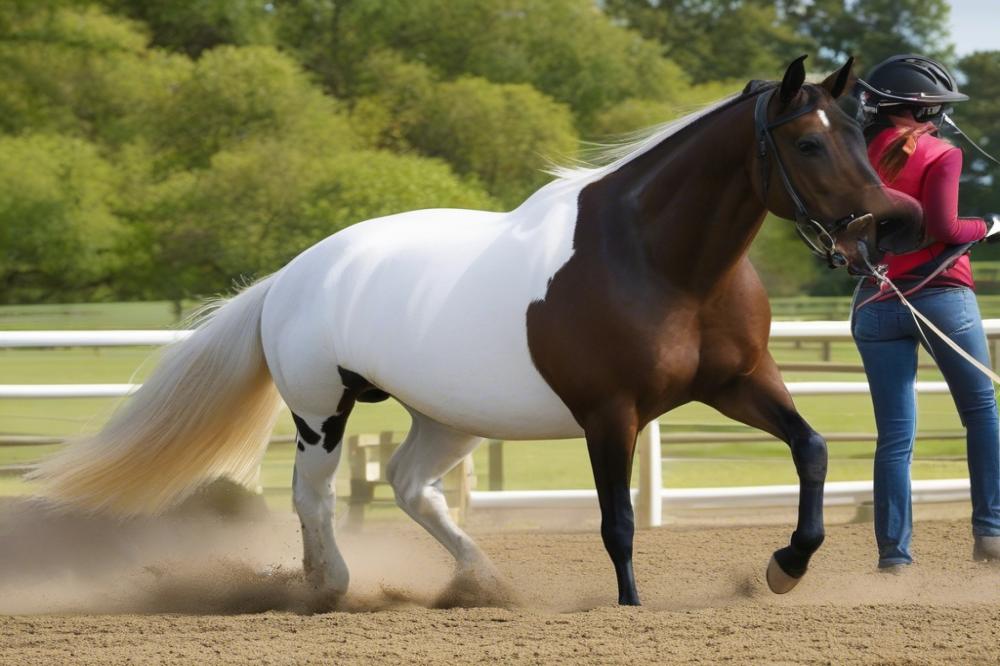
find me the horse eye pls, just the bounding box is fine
[796,139,822,156]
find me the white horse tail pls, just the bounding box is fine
[30,276,282,516]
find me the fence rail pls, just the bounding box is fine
[4,323,996,526]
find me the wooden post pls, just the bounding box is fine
[345,433,383,530]
[443,455,474,525]
[636,420,662,528]
[488,439,504,490]
[346,435,370,530]
[378,430,395,472]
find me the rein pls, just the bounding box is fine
[853,241,976,310]
[754,88,860,269]
[858,252,1000,385]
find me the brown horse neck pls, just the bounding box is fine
[589,95,769,295]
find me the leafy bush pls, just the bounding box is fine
[0,134,123,303]
[126,145,498,299]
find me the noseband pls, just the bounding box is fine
[754,88,858,268]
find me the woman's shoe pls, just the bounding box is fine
[877,562,911,575]
[973,535,1000,562]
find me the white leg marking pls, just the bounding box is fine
[386,414,490,573]
[293,415,348,594]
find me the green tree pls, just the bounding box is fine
[277,0,689,127]
[0,134,124,303]
[953,50,1000,262]
[605,0,814,84]
[407,77,579,207]
[125,145,498,302]
[99,0,274,57]
[589,80,744,137]
[350,54,579,206]
[0,4,187,143]
[780,0,954,71]
[348,51,439,152]
[146,45,360,171]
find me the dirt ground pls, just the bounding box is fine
[2,497,1000,665]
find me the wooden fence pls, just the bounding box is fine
[3,322,998,526]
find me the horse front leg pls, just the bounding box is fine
[704,356,828,593]
[582,405,641,605]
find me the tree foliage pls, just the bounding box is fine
[780,0,954,71]
[99,0,274,57]
[405,77,579,207]
[0,1,973,305]
[125,146,497,300]
[952,50,1000,261]
[145,45,359,171]
[276,0,690,128]
[605,0,812,83]
[0,134,123,302]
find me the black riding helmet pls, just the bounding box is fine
[854,54,968,127]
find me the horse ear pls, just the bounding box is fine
[780,55,808,104]
[821,56,855,99]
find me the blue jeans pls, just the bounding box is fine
[852,286,1000,567]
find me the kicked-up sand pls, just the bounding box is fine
[1,494,999,664]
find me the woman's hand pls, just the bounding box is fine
[982,214,1000,243]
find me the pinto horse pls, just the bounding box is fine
[33,56,922,605]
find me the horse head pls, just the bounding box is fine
[751,56,924,275]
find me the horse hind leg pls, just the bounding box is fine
[291,409,352,596]
[385,412,507,604]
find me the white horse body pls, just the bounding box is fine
[261,180,586,440]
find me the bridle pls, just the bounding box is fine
[754,87,860,269]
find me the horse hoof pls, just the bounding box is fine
[766,555,800,594]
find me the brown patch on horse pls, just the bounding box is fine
[525,93,769,427]
[524,58,919,604]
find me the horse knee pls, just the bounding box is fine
[792,431,827,485]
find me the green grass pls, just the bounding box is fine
[0,301,198,330]
[770,293,1000,320]
[0,299,982,509]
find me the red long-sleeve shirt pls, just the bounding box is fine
[868,127,986,288]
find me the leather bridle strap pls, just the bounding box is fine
[755,88,817,220]
[754,88,855,268]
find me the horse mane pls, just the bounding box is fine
[548,86,774,183]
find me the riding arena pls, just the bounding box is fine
[3,3,1000,663]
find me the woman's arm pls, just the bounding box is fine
[922,148,986,244]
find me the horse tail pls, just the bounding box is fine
[30,276,282,516]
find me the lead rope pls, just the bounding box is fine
[853,242,976,310]
[862,255,1000,385]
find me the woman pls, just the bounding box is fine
[852,54,1000,570]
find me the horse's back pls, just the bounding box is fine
[262,193,585,439]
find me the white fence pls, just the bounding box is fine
[5,321,998,526]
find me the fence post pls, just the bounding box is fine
[444,455,474,525]
[488,439,504,490]
[636,420,662,528]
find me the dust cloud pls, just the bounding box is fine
[0,488,462,616]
